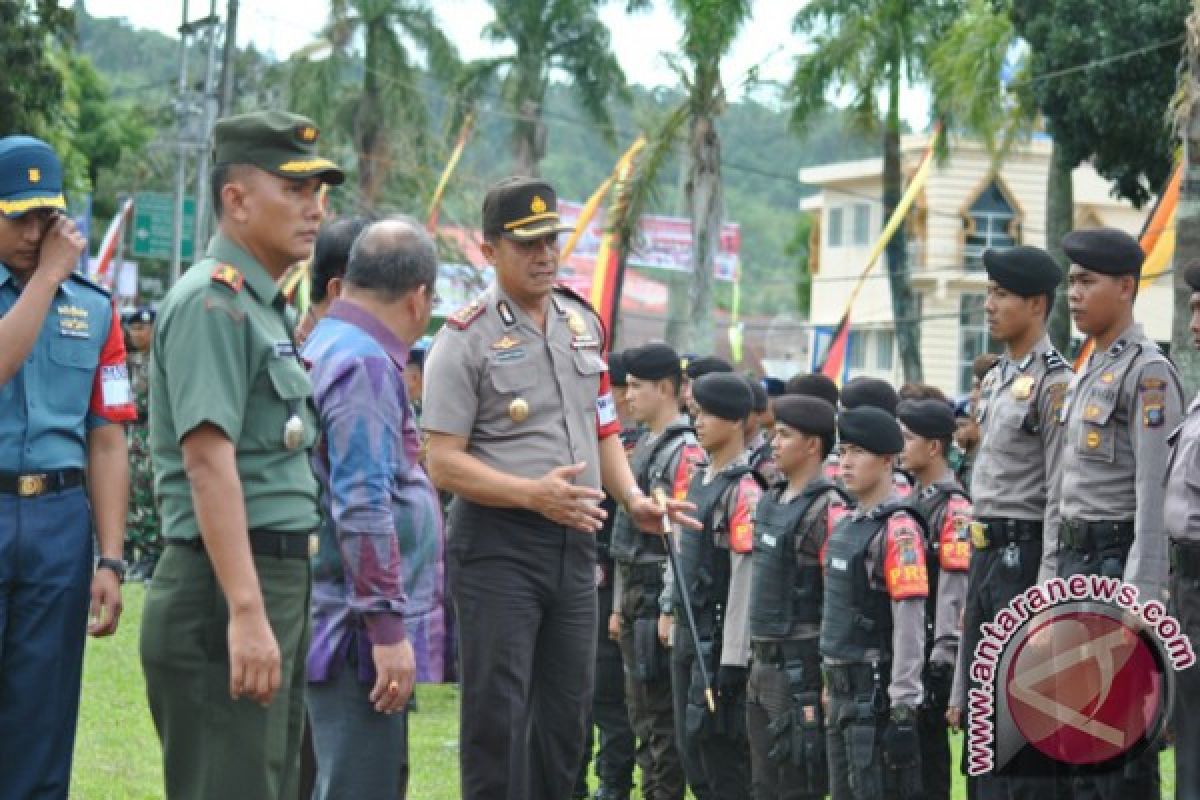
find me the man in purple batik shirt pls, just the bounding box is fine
[301,217,445,800]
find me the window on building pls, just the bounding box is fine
[964,181,1017,271]
[828,207,844,248]
[875,330,894,370]
[958,294,1001,392]
[848,330,866,370]
[853,203,871,245]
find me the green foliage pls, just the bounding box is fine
[0,0,74,140]
[1011,0,1188,208]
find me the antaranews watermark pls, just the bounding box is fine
[966,574,1195,776]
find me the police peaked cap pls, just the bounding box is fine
[838,406,904,456]
[773,395,837,439]
[897,398,957,439]
[785,373,840,407]
[692,373,753,421]
[623,343,681,381]
[840,376,899,416]
[122,306,156,325]
[608,350,628,387]
[982,245,1062,297]
[1061,227,1144,276]
[685,356,733,380]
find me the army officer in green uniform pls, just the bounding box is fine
[140,111,343,800]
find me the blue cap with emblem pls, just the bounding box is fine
[0,136,65,218]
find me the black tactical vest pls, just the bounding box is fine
[677,464,759,638]
[820,504,928,662]
[912,482,966,657]
[610,423,695,563]
[749,479,847,639]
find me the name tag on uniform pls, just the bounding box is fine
[100,364,132,407]
[762,533,777,548]
[273,340,296,358]
[597,392,617,427]
[830,557,847,571]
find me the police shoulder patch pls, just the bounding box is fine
[446,298,485,330]
[210,264,244,293]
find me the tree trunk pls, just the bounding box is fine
[1045,141,1075,354]
[356,24,387,210]
[512,98,544,177]
[883,68,922,383]
[1174,21,1200,398]
[684,110,721,354]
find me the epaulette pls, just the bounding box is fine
[210,263,244,293]
[67,271,112,297]
[446,297,485,330]
[1043,348,1069,373]
[553,283,606,341]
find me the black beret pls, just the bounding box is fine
[840,376,899,416]
[1185,261,1200,292]
[982,246,1062,297]
[838,406,904,456]
[692,373,753,421]
[747,377,768,413]
[897,398,956,439]
[686,356,733,380]
[764,376,786,397]
[608,350,627,387]
[773,395,836,439]
[785,373,840,407]
[624,343,681,381]
[1061,227,1144,276]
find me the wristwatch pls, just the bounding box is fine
[96,556,127,583]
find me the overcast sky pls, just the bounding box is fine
[85,0,931,123]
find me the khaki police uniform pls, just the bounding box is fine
[140,111,340,800]
[424,258,618,800]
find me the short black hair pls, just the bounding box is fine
[312,216,373,304]
[211,164,232,219]
[344,216,438,301]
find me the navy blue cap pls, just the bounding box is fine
[122,306,156,325]
[0,136,65,218]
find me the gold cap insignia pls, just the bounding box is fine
[298,126,318,143]
[509,397,530,423]
[28,168,40,184]
[531,195,547,214]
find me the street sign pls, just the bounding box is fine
[131,192,194,261]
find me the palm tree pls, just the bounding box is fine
[789,0,959,383]
[456,0,631,177]
[610,0,751,352]
[289,0,458,210]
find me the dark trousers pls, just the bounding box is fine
[1057,545,1161,799]
[616,570,684,800]
[962,539,1068,800]
[746,650,825,800]
[0,487,93,800]
[585,580,637,794]
[141,543,312,800]
[1171,570,1200,800]
[670,638,751,800]
[918,702,952,800]
[826,684,887,800]
[448,502,596,800]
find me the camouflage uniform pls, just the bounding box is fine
[125,348,161,576]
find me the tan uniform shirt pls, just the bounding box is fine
[1053,323,1184,601]
[1166,393,1200,544]
[422,284,613,494]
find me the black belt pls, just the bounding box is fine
[752,638,815,666]
[1171,540,1200,580]
[823,662,887,697]
[167,529,314,560]
[1060,519,1134,553]
[972,517,1042,551]
[0,468,85,497]
[621,562,665,585]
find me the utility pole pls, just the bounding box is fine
[218,0,239,117]
[192,0,221,258]
[170,0,192,287]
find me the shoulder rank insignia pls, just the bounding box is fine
[446,298,485,330]
[211,264,244,292]
[1043,348,1068,372]
[67,271,112,297]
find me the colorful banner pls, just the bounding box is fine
[89,196,134,291]
[589,137,647,332]
[818,125,942,383]
[427,113,474,232]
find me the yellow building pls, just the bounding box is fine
[800,133,1167,396]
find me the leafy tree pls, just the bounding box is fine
[789,0,960,383]
[457,0,631,177]
[0,0,74,138]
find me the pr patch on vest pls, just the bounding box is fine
[883,518,929,600]
[939,495,972,572]
[211,264,244,292]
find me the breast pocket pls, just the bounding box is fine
[571,350,607,412]
[48,337,100,416]
[1077,395,1117,463]
[485,360,538,428]
[245,357,316,450]
[990,398,1035,455]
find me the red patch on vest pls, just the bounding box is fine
[939,494,972,572]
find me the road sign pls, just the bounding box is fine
[131,192,194,261]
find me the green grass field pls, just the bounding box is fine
[71,585,1175,799]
